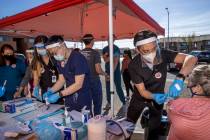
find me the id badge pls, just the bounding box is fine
[52,75,57,83]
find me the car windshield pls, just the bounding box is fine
[190,51,200,56]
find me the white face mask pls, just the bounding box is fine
[53,46,66,61]
[37,49,47,56]
[54,55,64,61]
[142,51,156,63]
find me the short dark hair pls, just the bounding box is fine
[48,35,64,45]
[0,44,15,66]
[82,34,94,45]
[124,49,132,59]
[0,44,14,53]
[34,35,48,45]
[133,30,157,47]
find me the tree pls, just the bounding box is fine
[182,33,196,53]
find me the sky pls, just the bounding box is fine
[0,0,210,48]
[136,0,210,36]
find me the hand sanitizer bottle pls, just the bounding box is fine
[64,107,71,127]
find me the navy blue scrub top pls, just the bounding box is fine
[0,58,26,101]
[57,50,91,112]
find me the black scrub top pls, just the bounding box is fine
[39,58,59,94]
[128,49,178,101]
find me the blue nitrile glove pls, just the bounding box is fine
[0,86,5,97]
[47,93,61,103]
[43,88,54,99]
[33,86,42,101]
[168,79,184,98]
[152,93,167,105]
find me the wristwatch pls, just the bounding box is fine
[176,73,185,81]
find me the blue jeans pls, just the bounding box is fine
[90,79,103,115]
[106,72,125,105]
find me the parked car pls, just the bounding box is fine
[189,50,210,63]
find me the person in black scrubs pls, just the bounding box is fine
[127,30,197,140]
[31,35,59,103]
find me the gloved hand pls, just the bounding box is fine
[46,93,60,103]
[43,88,54,99]
[168,79,184,98]
[0,86,5,97]
[152,93,167,105]
[33,86,42,101]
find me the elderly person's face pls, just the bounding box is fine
[188,84,204,96]
[187,65,210,96]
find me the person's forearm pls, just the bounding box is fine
[61,82,82,96]
[179,55,197,76]
[140,90,153,100]
[19,86,24,93]
[98,68,107,76]
[51,80,65,92]
[33,78,39,87]
[95,64,107,76]
[20,67,31,87]
[32,71,39,87]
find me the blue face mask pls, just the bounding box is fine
[54,55,64,61]
[37,49,47,56]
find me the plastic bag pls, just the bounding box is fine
[30,120,62,140]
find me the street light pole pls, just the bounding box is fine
[165,8,169,49]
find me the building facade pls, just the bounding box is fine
[159,34,210,53]
[0,35,33,54]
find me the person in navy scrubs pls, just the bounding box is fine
[43,35,91,112]
[0,44,26,101]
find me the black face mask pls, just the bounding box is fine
[3,55,16,64]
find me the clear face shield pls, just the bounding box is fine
[48,42,66,61]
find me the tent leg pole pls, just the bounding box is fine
[108,0,114,118]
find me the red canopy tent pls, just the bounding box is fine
[0,0,164,117]
[0,0,164,40]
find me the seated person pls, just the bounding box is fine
[167,65,210,140]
